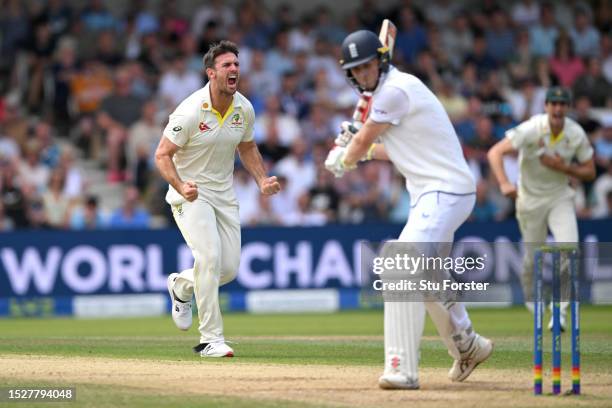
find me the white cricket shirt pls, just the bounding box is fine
[162,82,255,202]
[506,113,593,211]
[369,67,475,203]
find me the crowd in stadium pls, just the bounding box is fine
[0,0,611,230]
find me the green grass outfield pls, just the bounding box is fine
[0,306,611,407]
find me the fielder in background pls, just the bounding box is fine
[325,30,493,390]
[488,87,595,330]
[155,41,280,357]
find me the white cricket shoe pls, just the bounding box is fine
[378,373,419,390]
[167,273,192,331]
[448,334,494,382]
[197,342,234,358]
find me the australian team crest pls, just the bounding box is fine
[230,113,243,127]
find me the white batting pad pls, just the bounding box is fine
[384,301,425,379]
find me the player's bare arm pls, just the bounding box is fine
[343,119,391,166]
[237,140,281,195]
[487,137,518,199]
[154,136,198,201]
[539,154,596,181]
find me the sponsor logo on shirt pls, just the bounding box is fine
[373,108,387,115]
[199,122,210,132]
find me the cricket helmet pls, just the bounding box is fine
[340,30,390,92]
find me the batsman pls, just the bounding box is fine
[325,27,493,389]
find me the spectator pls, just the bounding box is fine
[0,159,28,228]
[249,49,279,98]
[107,185,150,228]
[69,195,106,229]
[191,0,235,39]
[572,57,612,107]
[470,180,500,222]
[301,103,333,145]
[572,96,602,137]
[602,34,612,84]
[464,35,498,79]
[127,100,163,192]
[50,37,79,130]
[485,8,515,64]
[569,8,600,58]
[265,28,295,76]
[436,78,468,123]
[80,0,119,33]
[594,127,612,170]
[254,94,301,146]
[234,166,260,225]
[0,200,14,231]
[70,59,114,115]
[529,3,559,58]
[591,163,612,218]
[42,168,70,228]
[18,141,50,193]
[58,147,84,202]
[549,36,585,88]
[396,6,428,66]
[306,168,340,223]
[274,138,316,201]
[511,0,540,27]
[506,78,546,123]
[97,67,145,182]
[508,29,533,83]
[94,30,123,67]
[441,11,474,70]
[158,54,202,110]
[423,0,458,27]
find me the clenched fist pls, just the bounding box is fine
[260,176,281,195]
[181,181,198,201]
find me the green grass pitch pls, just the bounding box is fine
[0,306,611,407]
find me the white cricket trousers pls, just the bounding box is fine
[384,191,476,380]
[169,187,241,344]
[517,197,578,307]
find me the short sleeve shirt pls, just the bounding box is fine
[506,114,593,210]
[163,83,255,197]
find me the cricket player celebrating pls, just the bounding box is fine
[325,30,493,389]
[155,41,280,357]
[488,87,595,330]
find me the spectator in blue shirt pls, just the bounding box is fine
[108,185,150,229]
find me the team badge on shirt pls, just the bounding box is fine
[230,113,243,128]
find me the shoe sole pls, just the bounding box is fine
[201,351,234,358]
[167,273,190,331]
[453,340,495,382]
[378,378,419,390]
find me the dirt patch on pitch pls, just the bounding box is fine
[1,354,610,408]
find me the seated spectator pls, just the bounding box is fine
[18,141,50,193]
[591,163,612,218]
[158,54,202,110]
[485,8,515,64]
[107,185,150,229]
[573,58,612,107]
[42,168,70,229]
[0,201,14,231]
[549,36,585,88]
[306,168,341,223]
[569,8,600,58]
[254,95,301,146]
[70,59,114,115]
[274,138,316,201]
[97,67,145,182]
[464,35,498,79]
[69,195,106,229]
[94,30,123,67]
[528,2,559,58]
[470,180,500,222]
[437,78,468,123]
[301,104,333,145]
[58,147,84,202]
[594,127,612,170]
[0,159,28,228]
[127,100,163,192]
[441,11,473,70]
[80,0,119,32]
[396,6,428,66]
[506,77,546,122]
[512,0,540,27]
[265,29,295,76]
[572,96,602,137]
